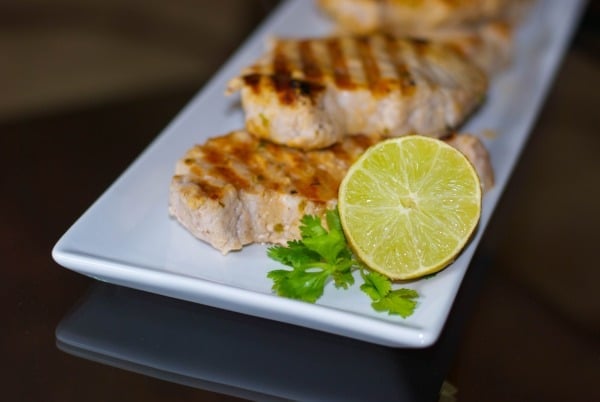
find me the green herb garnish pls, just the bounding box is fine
[267,209,419,317]
[360,269,419,318]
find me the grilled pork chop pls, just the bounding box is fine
[316,0,530,39]
[169,131,493,254]
[227,35,487,150]
[442,21,513,76]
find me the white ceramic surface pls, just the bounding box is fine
[53,0,585,347]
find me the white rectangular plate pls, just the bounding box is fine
[52,0,585,347]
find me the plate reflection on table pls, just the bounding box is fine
[55,252,490,401]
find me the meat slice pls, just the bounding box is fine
[441,21,514,76]
[169,131,494,254]
[316,0,531,39]
[444,133,495,191]
[227,35,487,150]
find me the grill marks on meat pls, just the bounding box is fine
[325,38,356,90]
[227,35,487,150]
[316,0,530,76]
[240,35,422,97]
[170,131,380,253]
[169,131,494,254]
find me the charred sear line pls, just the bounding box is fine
[270,75,325,105]
[272,74,297,105]
[410,37,431,56]
[298,40,323,81]
[265,40,327,105]
[290,78,325,98]
[202,144,227,165]
[242,73,262,94]
[211,164,250,191]
[228,139,279,192]
[185,178,224,201]
[325,38,355,90]
[272,41,292,76]
[271,42,297,104]
[266,144,320,201]
[355,36,386,96]
[384,37,416,95]
[243,73,324,106]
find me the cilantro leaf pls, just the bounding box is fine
[299,212,347,264]
[360,270,419,318]
[267,209,358,303]
[267,240,319,268]
[267,266,331,303]
[371,289,419,318]
[299,214,328,239]
[360,270,392,300]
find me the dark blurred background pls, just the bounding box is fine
[1,1,598,401]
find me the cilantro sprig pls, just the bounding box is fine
[360,269,419,318]
[267,211,354,303]
[267,209,419,317]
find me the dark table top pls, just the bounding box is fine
[2,2,599,401]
